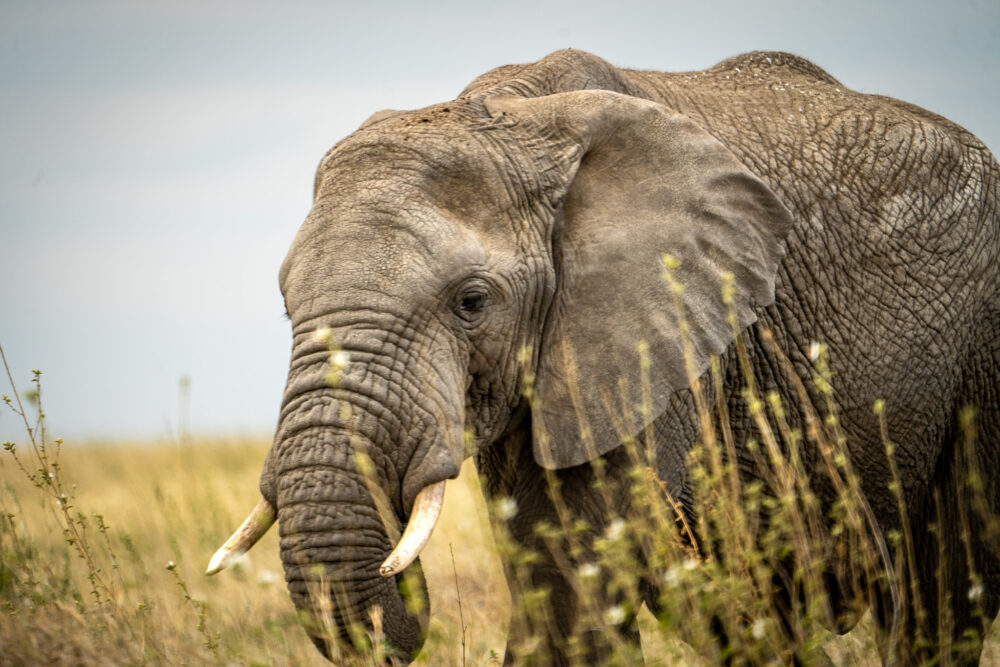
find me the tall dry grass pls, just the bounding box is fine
[3,288,1000,666]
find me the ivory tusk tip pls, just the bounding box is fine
[205,547,244,576]
[205,497,276,576]
[377,480,447,578]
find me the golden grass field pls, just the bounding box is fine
[6,436,998,665]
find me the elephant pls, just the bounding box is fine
[207,49,1000,664]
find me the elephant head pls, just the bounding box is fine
[208,88,792,660]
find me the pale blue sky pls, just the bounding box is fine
[1,0,998,443]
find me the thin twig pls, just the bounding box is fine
[450,544,467,667]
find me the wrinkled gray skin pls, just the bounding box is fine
[262,50,1000,664]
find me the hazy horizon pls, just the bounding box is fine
[2,0,997,443]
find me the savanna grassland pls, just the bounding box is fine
[3,352,1000,665]
[0,433,514,665]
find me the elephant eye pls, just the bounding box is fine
[457,290,488,318]
[459,292,486,313]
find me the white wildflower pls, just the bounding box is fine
[752,618,767,640]
[331,349,350,369]
[578,563,600,579]
[314,326,333,344]
[604,605,627,626]
[969,583,985,602]
[663,559,698,588]
[165,560,176,570]
[257,569,280,585]
[496,497,517,520]
[808,341,824,362]
[605,518,626,541]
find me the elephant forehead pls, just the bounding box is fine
[282,207,488,315]
[316,123,522,231]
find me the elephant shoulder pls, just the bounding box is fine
[868,92,996,162]
[864,91,999,199]
[459,64,530,97]
[459,49,650,99]
[709,51,842,86]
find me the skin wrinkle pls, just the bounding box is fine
[284,574,387,605]
[636,68,988,440]
[441,129,558,442]
[277,471,391,549]
[468,129,552,246]
[274,422,392,481]
[280,526,390,551]
[276,379,404,440]
[460,261,538,441]
[281,541,387,558]
[277,501,388,527]
[290,309,405,337]
[310,327,433,430]
[281,516,389,552]
[284,568,388,595]
[287,349,332,373]
[286,311,454,433]
[454,131,569,402]
[276,476,416,643]
[285,578,384,601]
[274,385,411,501]
[282,549,387,569]
[317,136,445,187]
[280,527,389,551]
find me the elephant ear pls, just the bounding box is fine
[485,91,794,469]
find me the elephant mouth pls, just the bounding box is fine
[206,479,446,579]
[207,481,444,662]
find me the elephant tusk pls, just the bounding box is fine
[379,481,446,577]
[205,497,277,575]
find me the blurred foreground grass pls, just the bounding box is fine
[7,439,997,665]
[1,438,510,665]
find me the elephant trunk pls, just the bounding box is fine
[275,420,429,660]
[258,328,464,661]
